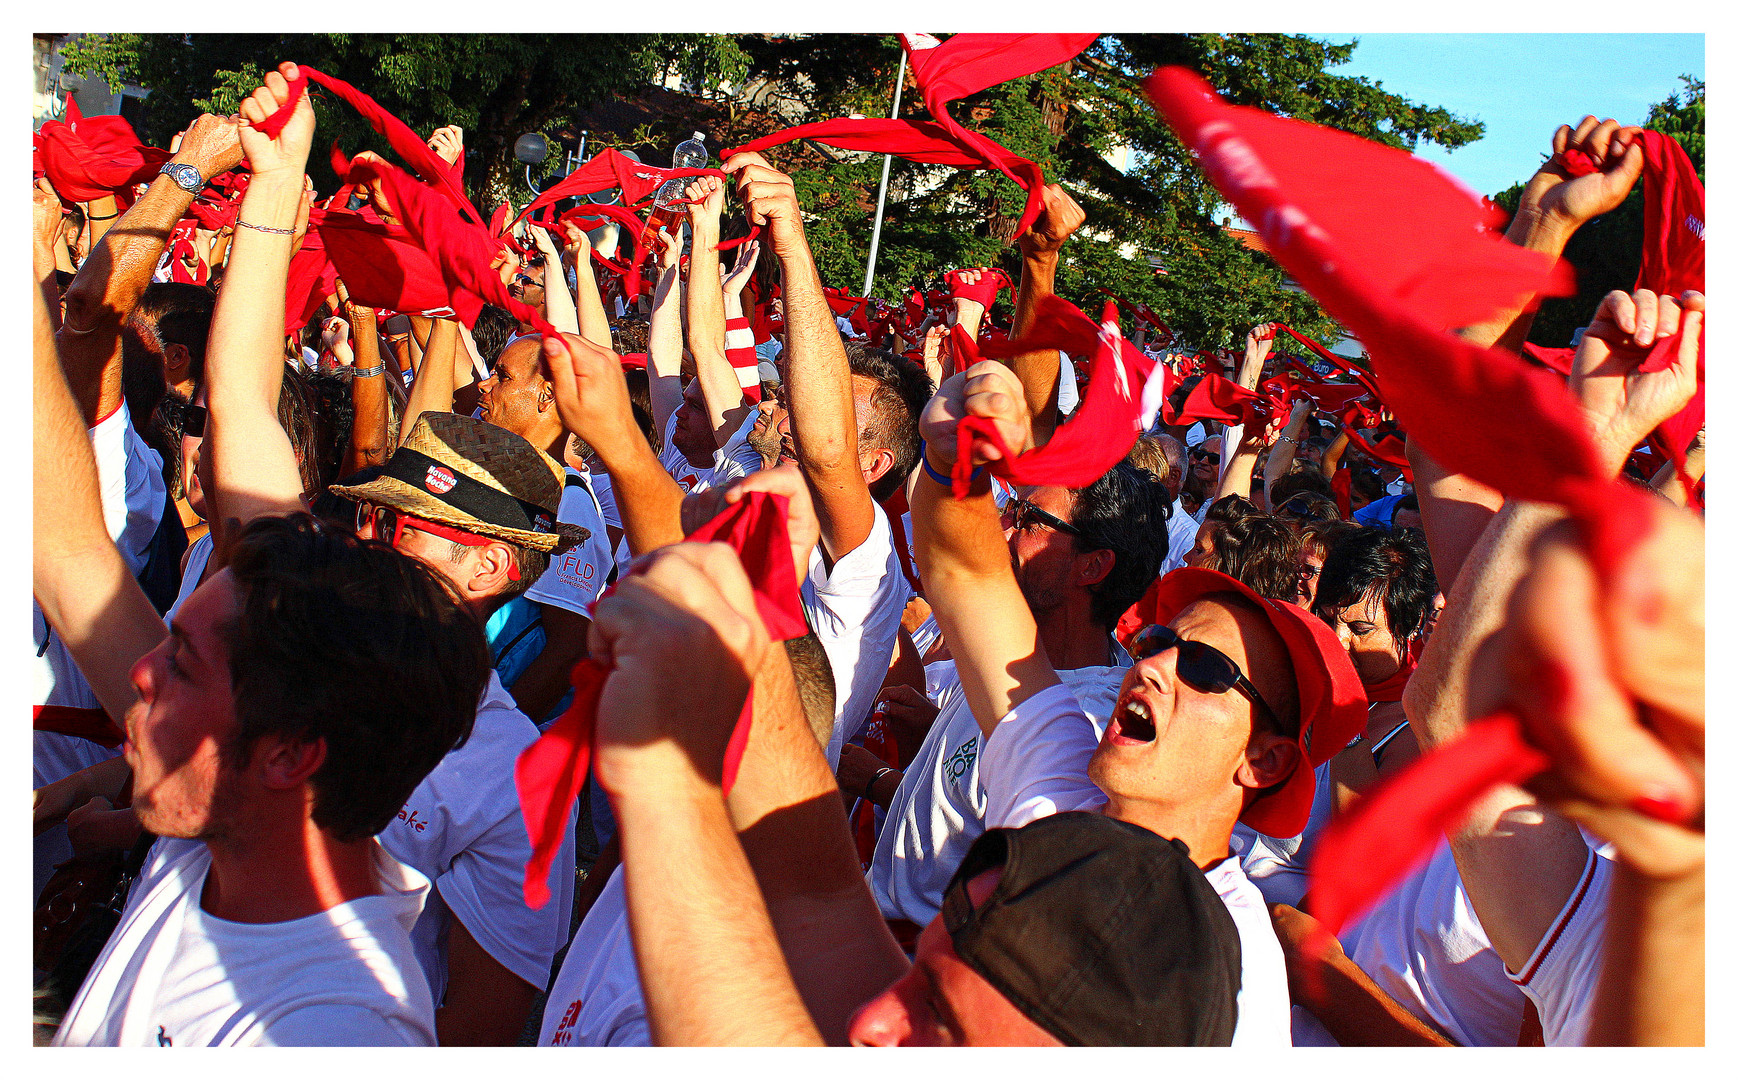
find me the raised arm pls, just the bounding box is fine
[1405,289,1702,975]
[529,223,580,336]
[338,288,391,473]
[1460,118,1645,353]
[1008,184,1085,444]
[541,332,683,554]
[726,152,873,561]
[592,543,826,1046]
[401,315,461,434]
[56,113,243,426]
[33,250,167,724]
[909,361,1060,736]
[203,64,315,538]
[34,179,65,330]
[683,177,755,447]
[1260,398,1313,510]
[561,220,613,348]
[646,238,686,439]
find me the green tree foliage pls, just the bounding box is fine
[1490,75,1703,347]
[62,33,1485,353]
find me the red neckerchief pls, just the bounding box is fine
[954,297,1164,497]
[1147,68,1664,971]
[512,492,809,909]
[1363,636,1423,704]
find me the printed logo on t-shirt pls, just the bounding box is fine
[157,1026,172,1046]
[943,735,979,785]
[556,551,598,591]
[424,465,457,494]
[396,807,429,832]
[550,997,584,1046]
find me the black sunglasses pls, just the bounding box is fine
[1277,495,1328,522]
[1190,448,1221,466]
[1128,623,1274,721]
[182,403,207,439]
[1001,496,1083,539]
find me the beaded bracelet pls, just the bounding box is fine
[237,219,295,235]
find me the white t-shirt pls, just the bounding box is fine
[806,501,910,769]
[1342,839,1527,1047]
[1229,761,1333,910]
[55,837,435,1046]
[976,683,1293,1047]
[871,649,1130,926]
[166,531,215,627]
[538,867,650,1047]
[378,670,576,1003]
[585,466,635,582]
[656,407,760,495]
[1505,846,1611,1046]
[1160,494,1202,575]
[524,467,613,617]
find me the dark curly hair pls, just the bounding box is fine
[1312,525,1437,647]
[223,514,491,842]
[1068,463,1174,631]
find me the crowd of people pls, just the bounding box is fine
[31,48,1704,1048]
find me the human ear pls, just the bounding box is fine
[256,735,327,790]
[1073,548,1115,590]
[1238,729,1301,792]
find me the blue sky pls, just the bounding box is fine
[1318,34,1704,198]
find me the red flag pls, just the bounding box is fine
[512,491,809,908]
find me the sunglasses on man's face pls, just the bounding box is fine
[1127,623,1274,721]
[1190,448,1220,466]
[361,503,521,579]
[1001,496,1083,539]
[182,403,208,439]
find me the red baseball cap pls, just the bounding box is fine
[1144,567,1366,838]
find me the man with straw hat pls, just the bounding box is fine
[330,411,587,1044]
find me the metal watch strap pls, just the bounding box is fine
[158,162,204,194]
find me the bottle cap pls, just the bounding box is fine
[692,132,705,142]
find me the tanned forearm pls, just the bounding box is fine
[910,466,1058,738]
[571,248,612,349]
[1008,247,1063,443]
[726,646,908,1044]
[342,307,390,472]
[33,276,167,723]
[616,777,825,1045]
[686,209,752,448]
[647,263,685,438]
[402,317,460,434]
[777,224,873,560]
[58,176,201,425]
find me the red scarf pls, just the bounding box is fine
[1146,67,1663,958]
[945,267,1013,311]
[36,112,172,204]
[34,704,125,749]
[511,491,809,909]
[954,297,1164,497]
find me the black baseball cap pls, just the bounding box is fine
[941,812,1241,1046]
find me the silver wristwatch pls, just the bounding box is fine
[159,162,205,194]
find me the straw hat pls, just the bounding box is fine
[330,413,584,554]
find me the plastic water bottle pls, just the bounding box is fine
[644,132,709,252]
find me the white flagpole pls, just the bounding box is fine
[861,50,908,298]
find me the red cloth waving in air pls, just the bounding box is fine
[513,491,810,909]
[945,267,1013,311]
[958,297,1165,497]
[37,113,172,204]
[1145,66,1665,954]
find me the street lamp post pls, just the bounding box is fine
[860,50,908,299]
